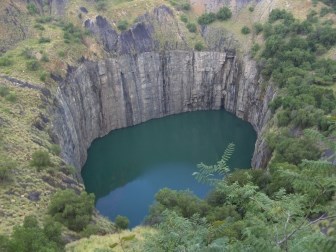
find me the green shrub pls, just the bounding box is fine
[38,37,51,44]
[48,189,95,231]
[180,14,188,23]
[0,157,16,183]
[63,23,84,44]
[58,51,65,58]
[249,6,254,12]
[27,3,38,15]
[5,93,17,103]
[0,57,13,67]
[26,60,40,71]
[49,144,61,155]
[41,53,49,62]
[0,86,10,97]
[241,26,251,34]
[181,3,191,11]
[251,43,261,57]
[194,42,204,51]
[254,23,263,35]
[36,16,52,24]
[96,0,107,11]
[30,150,51,171]
[1,216,63,252]
[198,12,216,25]
[34,23,45,31]
[117,20,128,31]
[115,215,129,230]
[62,165,76,176]
[40,72,48,82]
[186,22,197,33]
[216,7,232,21]
[21,48,34,59]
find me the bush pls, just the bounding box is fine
[241,26,251,34]
[0,86,10,97]
[251,43,261,57]
[186,22,197,32]
[5,93,17,103]
[117,20,128,31]
[27,3,38,15]
[49,144,61,155]
[41,53,49,62]
[194,42,204,51]
[26,60,40,71]
[254,23,263,35]
[62,165,76,176]
[30,150,51,171]
[1,216,63,252]
[216,7,232,21]
[0,157,16,183]
[249,6,254,12]
[0,57,13,67]
[198,12,216,25]
[115,215,129,230]
[48,189,95,231]
[180,14,188,23]
[21,48,34,59]
[96,0,107,11]
[38,37,51,44]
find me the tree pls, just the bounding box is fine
[115,215,129,230]
[48,189,95,231]
[1,216,63,252]
[216,7,232,21]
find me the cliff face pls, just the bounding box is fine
[52,5,275,170]
[53,51,275,169]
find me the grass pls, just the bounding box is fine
[0,81,83,233]
[66,226,156,252]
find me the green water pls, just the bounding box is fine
[82,110,257,227]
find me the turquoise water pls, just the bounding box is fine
[82,110,256,227]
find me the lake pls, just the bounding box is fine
[82,110,256,227]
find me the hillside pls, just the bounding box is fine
[0,0,336,251]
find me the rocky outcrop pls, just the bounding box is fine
[53,51,275,169]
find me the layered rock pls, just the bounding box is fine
[53,51,275,169]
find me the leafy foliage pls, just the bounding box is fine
[30,150,51,171]
[48,189,95,231]
[0,216,63,252]
[144,146,336,251]
[115,215,129,230]
[0,156,16,183]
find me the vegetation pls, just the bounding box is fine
[194,42,204,51]
[115,215,130,230]
[241,26,251,34]
[143,144,336,251]
[0,157,15,183]
[30,150,51,171]
[169,0,191,11]
[0,216,64,252]
[186,22,197,33]
[117,20,129,31]
[216,7,232,21]
[48,189,95,231]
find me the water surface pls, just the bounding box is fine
[82,110,256,227]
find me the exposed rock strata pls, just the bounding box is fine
[53,51,275,169]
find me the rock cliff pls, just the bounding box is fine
[53,51,275,169]
[52,5,276,170]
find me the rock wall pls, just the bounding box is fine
[53,50,276,169]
